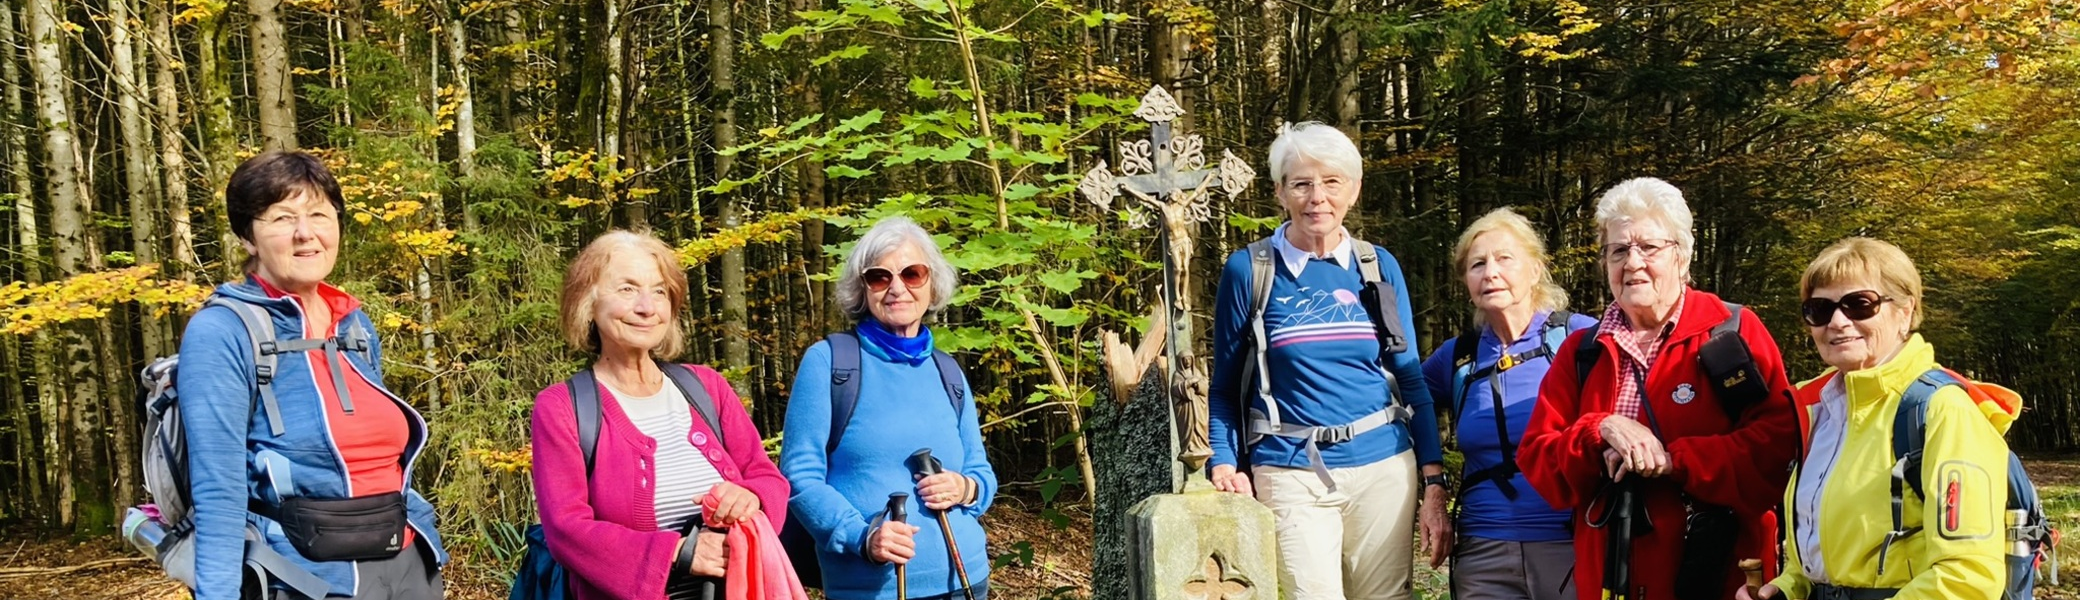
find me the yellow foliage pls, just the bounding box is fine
[391,229,468,260]
[0,266,212,336]
[675,207,848,267]
[468,445,533,473]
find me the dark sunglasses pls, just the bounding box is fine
[862,264,931,292]
[1800,290,1893,327]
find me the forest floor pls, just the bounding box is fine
[0,493,1092,600]
[13,457,2080,600]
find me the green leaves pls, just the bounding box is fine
[1037,270,1099,295]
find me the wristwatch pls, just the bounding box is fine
[1422,473,1450,490]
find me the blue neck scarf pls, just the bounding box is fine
[858,319,934,365]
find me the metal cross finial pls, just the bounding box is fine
[1078,85,1254,486]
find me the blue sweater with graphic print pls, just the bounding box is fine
[1421,310,1596,542]
[1207,240,1442,472]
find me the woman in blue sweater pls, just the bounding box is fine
[781,216,996,600]
[1207,122,1445,600]
[1420,208,1593,600]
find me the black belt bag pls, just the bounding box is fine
[1673,501,1739,600]
[254,492,409,562]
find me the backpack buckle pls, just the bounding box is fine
[258,341,279,355]
[255,363,275,384]
[1316,424,1355,444]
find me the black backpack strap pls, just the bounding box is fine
[660,361,724,448]
[570,369,602,477]
[826,332,864,455]
[1573,322,1604,392]
[1352,242,1410,356]
[931,350,967,416]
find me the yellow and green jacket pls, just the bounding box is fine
[1770,335,2020,600]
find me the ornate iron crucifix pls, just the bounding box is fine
[1079,86,1254,486]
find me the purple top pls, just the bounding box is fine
[530,364,790,600]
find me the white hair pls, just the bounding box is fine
[1268,122,1363,185]
[1594,177,1696,267]
[836,216,959,321]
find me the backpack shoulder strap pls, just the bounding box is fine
[1351,242,1409,355]
[931,350,967,416]
[661,362,723,448]
[1573,321,1604,392]
[1893,369,1958,498]
[826,332,864,455]
[1449,329,1480,416]
[570,369,603,478]
[1542,310,1574,354]
[1245,239,1277,325]
[207,296,289,437]
[1714,302,1744,337]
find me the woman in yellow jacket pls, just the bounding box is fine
[1741,237,2020,600]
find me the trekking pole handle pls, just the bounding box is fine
[887,492,909,524]
[908,448,944,477]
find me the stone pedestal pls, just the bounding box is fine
[1092,368,1179,600]
[1128,485,1279,600]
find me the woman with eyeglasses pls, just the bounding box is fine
[1739,238,2017,600]
[1517,177,1799,600]
[781,216,996,600]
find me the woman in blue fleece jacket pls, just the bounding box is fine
[781,216,995,600]
[1419,208,1592,600]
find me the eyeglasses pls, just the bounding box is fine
[862,264,931,292]
[1602,239,1676,264]
[1800,290,1893,327]
[254,210,338,235]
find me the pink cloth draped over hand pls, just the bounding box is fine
[702,489,810,600]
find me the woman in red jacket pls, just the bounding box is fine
[530,231,794,600]
[1517,177,1799,600]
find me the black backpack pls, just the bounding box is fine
[779,330,966,589]
[1571,301,1770,420]
[510,363,720,600]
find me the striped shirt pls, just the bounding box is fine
[610,381,727,600]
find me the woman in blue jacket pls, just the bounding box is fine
[781,216,995,600]
[1420,208,1592,600]
[177,151,445,600]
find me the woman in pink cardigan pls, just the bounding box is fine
[531,231,792,600]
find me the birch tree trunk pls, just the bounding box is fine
[150,0,195,279]
[712,0,748,375]
[605,0,635,227]
[251,0,297,150]
[446,6,479,232]
[196,5,240,278]
[111,0,165,368]
[2,0,53,523]
[28,0,108,530]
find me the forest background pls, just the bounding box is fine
[0,0,2076,591]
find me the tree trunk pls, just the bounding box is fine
[196,7,240,278]
[150,0,196,279]
[251,0,297,150]
[791,0,825,324]
[605,0,637,227]
[711,0,748,375]
[447,6,479,232]
[2,0,53,523]
[1328,0,1360,135]
[28,0,110,531]
[111,0,165,370]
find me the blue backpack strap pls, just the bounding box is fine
[570,369,602,478]
[1541,310,1574,355]
[826,331,864,455]
[660,361,724,448]
[1449,329,1479,417]
[931,350,966,417]
[1878,369,1950,571]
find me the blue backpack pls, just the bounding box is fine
[778,330,966,589]
[1884,370,2050,600]
[510,364,721,600]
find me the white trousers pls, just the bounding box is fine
[1252,450,1418,600]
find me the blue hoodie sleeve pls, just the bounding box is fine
[1422,342,1455,424]
[953,365,997,517]
[176,306,258,600]
[1376,246,1443,466]
[1206,250,1254,471]
[780,341,876,558]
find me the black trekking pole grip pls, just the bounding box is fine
[886,492,909,600]
[908,448,976,600]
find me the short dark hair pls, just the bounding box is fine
[225,151,345,243]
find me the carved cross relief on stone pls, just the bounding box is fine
[1181,553,1253,600]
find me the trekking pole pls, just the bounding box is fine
[1601,481,1635,600]
[909,449,978,600]
[887,492,910,600]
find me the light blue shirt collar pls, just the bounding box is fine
[1271,222,1356,277]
